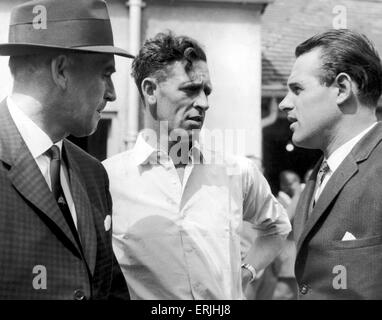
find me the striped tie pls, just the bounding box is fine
[312,160,330,208]
[46,145,82,247]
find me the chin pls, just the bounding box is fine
[70,124,98,138]
[87,118,101,135]
[292,135,318,150]
[170,127,190,140]
[291,131,307,148]
[292,137,302,147]
[292,138,307,149]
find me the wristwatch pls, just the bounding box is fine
[241,263,257,283]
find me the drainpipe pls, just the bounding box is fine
[125,0,144,150]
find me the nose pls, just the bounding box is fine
[194,91,209,112]
[105,78,116,102]
[279,93,293,112]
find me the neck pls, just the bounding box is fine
[145,116,196,154]
[144,125,195,167]
[11,92,66,143]
[169,138,193,167]
[323,113,377,158]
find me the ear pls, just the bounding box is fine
[50,55,70,90]
[141,77,158,106]
[334,72,353,106]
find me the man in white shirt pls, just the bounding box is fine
[103,32,291,300]
[279,29,382,299]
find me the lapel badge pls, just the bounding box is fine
[58,196,66,205]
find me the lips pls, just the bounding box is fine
[185,115,204,129]
[97,102,107,114]
[286,115,298,130]
[187,115,203,122]
[287,115,297,124]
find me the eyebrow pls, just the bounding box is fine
[180,80,212,95]
[96,56,116,72]
[102,63,116,73]
[287,81,302,89]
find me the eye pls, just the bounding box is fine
[186,86,198,93]
[292,86,302,95]
[182,86,199,96]
[204,87,212,96]
[103,69,115,79]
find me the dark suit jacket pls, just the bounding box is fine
[0,99,129,300]
[294,122,382,300]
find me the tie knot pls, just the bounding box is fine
[317,160,330,184]
[320,160,330,173]
[47,145,60,161]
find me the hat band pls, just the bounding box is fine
[9,19,114,48]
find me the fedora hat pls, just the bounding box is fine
[0,0,134,58]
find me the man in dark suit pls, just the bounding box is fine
[279,29,382,299]
[0,0,133,299]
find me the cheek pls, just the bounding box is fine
[83,78,103,100]
[298,91,330,118]
[156,102,171,120]
[157,98,185,119]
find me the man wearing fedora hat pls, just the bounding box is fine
[0,0,133,299]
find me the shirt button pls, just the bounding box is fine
[299,284,309,295]
[73,289,86,300]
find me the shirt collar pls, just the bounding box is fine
[132,132,158,166]
[132,131,205,166]
[7,96,63,159]
[326,122,377,173]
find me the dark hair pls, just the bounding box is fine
[295,29,382,106]
[132,31,207,99]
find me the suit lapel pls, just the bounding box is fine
[0,99,82,255]
[63,141,97,275]
[296,156,358,254]
[293,161,319,243]
[296,122,382,254]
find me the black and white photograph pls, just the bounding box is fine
[0,0,382,311]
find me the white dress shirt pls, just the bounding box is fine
[103,132,291,300]
[314,122,378,201]
[7,96,77,228]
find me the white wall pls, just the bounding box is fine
[104,0,132,156]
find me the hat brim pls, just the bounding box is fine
[0,43,134,58]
